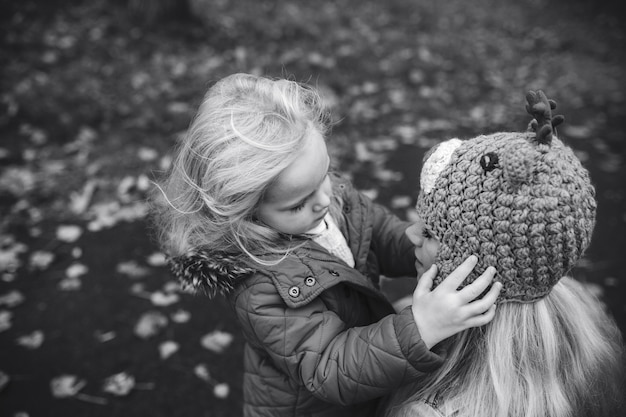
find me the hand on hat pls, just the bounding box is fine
[411,256,502,350]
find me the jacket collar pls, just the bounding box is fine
[168,249,256,298]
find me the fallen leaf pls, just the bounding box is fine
[393,125,418,144]
[354,142,372,162]
[56,225,83,243]
[134,311,168,339]
[102,372,135,396]
[116,260,150,278]
[171,309,191,323]
[0,240,27,272]
[390,195,412,209]
[86,201,120,231]
[162,281,180,293]
[66,263,88,279]
[159,155,172,170]
[75,125,98,143]
[0,310,13,332]
[388,88,407,106]
[138,147,158,161]
[146,252,167,267]
[360,189,378,201]
[150,291,179,307]
[0,290,25,308]
[50,375,86,398]
[58,276,82,291]
[29,251,55,270]
[200,330,234,353]
[372,168,402,182]
[0,167,35,197]
[94,330,116,343]
[69,180,98,215]
[87,201,148,231]
[129,283,150,299]
[194,364,210,382]
[213,383,230,399]
[167,101,190,113]
[562,124,592,139]
[117,176,136,201]
[50,375,107,404]
[368,137,398,152]
[159,341,179,359]
[16,330,44,349]
[0,370,9,392]
[416,118,454,133]
[1,272,15,283]
[136,174,150,191]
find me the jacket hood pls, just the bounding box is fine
[168,249,256,298]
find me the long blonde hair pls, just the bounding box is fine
[151,73,337,263]
[386,277,625,417]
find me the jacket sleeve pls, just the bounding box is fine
[233,278,443,406]
[361,192,417,278]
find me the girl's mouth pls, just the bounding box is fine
[315,210,328,222]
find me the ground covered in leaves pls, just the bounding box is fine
[1,0,625,416]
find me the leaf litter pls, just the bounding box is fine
[0,0,623,415]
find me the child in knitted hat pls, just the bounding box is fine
[382,91,625,417]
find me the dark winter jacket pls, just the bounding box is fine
[170,175,444,417]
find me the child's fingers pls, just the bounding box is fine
[465,282,502,316]
[414,264,436,298]
[437,255,478,290]
[464,304,497,328]
[456,266,496,302]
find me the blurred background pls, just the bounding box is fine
[1,0,624,416]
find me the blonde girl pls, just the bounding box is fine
[152,73,501,417]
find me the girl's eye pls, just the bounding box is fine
[290,201,306,212]
[422,228,433,239]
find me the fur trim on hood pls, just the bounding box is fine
[168,249,255,298]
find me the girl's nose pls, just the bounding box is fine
[312,178,332,212]
[312,189,331,212]
[405,223,422,246]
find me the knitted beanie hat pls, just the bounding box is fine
[415,91,597,302]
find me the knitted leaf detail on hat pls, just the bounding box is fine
[525,90,564,144]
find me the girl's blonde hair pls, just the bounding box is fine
[151,73,334,263]
[387,277,625,417]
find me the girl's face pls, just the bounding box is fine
[256,130,332,235]
[405,216,441,277]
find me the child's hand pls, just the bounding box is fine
[411,256,501,349]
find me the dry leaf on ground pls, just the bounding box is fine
[134,311,168,339]
[200,330,234,353]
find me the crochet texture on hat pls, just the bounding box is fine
[416,131,596,302]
